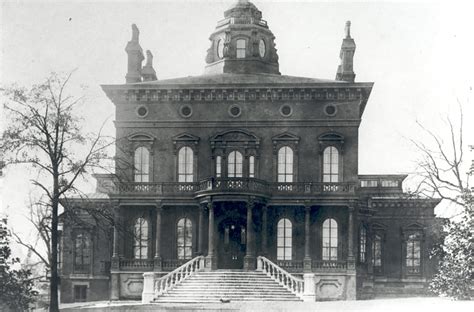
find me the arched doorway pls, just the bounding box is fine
[218,217,246,269]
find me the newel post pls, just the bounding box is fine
[302,273,316,302]
[142,272,155,303]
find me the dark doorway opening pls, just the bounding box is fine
[218,218,246,269]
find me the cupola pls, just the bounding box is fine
[205,0,280,75]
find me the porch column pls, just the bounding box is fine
[244,198,256,270]
[154,204,162,271]
[261,205,268,256]
[198,204,205,255]
[111,204,120,270]
[304,204,312,272]
[205,200,216,270]
[347,206,356,269]
[111,203,120,301]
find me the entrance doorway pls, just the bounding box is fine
[218,219,246,269]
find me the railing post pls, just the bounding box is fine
[302,273,316,302]
[142,272,155,303]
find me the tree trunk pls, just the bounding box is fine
[49,174,59,312]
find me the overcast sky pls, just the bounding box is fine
[1,0,473,242]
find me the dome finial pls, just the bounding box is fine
[345,21,351,39]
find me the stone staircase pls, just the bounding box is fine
[154,270,303,303]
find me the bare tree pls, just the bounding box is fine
[411,106,473,299]
[1,72,113,311]
[411,106,470,209]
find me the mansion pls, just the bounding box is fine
[59,0,441,303]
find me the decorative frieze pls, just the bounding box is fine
[109,87,364,103]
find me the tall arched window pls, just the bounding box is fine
[178,147,193,182]
[134,147,150,182]
[278,146,293,182]
[177,218,193,260]
[323,146,339,182]
[74,233,91,272]
[359,226,367,263]
[133,218,148,259]
[322,218,338,260]
[277,218,292,260]
[249,156,255,178]
[228,151,243,177]
[236,39,246,58]
[406,233,421,274]
[216,156,222,178]
[373,234,382,271]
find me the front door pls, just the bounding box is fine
[219,222,245,269]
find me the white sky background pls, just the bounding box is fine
[0,0,473,255]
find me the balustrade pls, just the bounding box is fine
[154,256,204,297]
[312,260,347,270]
[119,259,154,270]
[257,256,304,299]
[113,179,356,197]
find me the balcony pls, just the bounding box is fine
[112,178,356,198]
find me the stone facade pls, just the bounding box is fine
[59,0,441,303]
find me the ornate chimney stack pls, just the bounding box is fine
[125,24,144,83]
[336,21,356,83]
[142,50,157,82]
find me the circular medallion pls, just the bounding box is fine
[136,105,148,118]
[324,104,337,116]
[228,104,242,118]
[179,105,193,118]
[280,104,293,117]
[259,39,266,58]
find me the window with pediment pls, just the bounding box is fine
[319,132,344,183]
[272,133,300,183]
[210,130,260,178]
[128,133,155,182]
[173,133,199,182]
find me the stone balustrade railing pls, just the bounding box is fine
[142,256,204,303]
[119,259,154,270]
[312,260,347,270]
[113,178,356,197]
[257,256,304,299]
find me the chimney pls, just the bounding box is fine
[125,24,144,83]
[335,21,356,83]
[141,50,157,82]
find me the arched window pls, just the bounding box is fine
[178,147,193,182]
[249,156,255,178]
[277,218,292,260]
[133,218,148,259]
[323,146,339,182]
[278,146,293,182]
[406,233,421,274]
[134,147,150,182]
[359,226,367,263]
[74,233,91,272]
[236,39,246,58]
[322,218,338,260]
[216,156,222,178]
[373,234,382,271]
[177,218,193,260]
[228,151,243,177]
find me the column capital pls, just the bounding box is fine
[155,200,162,209]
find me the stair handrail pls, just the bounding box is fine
[257,256,305,299]
[154,255,204,296]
